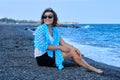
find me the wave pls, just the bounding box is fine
[83,25,90,28]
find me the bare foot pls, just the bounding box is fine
[95,69,103,74]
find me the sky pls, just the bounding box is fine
[0,0,120,24]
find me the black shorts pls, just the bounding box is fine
[36,52,55,67]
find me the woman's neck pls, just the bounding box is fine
[46,24,52,28]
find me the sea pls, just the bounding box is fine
[57,24,120,68]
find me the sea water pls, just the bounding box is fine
[58,24,120,67]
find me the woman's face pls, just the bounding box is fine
[43,12,54,26]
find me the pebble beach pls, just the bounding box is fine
[0,24,120,80]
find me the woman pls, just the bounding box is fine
[34,8,103,74]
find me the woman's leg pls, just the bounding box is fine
[62,49,103,74]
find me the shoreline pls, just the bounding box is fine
[0,24,120,80]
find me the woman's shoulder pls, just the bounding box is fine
[36,24,46,31]
[37,24,44,29]
[34,25,45,35]
[53,26,58,30]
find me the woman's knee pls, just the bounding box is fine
[72,52,83,60]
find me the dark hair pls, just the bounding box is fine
[40,8,58,26]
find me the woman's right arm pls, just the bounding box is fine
[47,45,69,52]
[47,45,61,50]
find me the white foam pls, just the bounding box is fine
[63,38,120,67]
[83,25,90,28]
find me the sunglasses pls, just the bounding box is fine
[43,15,53,19]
